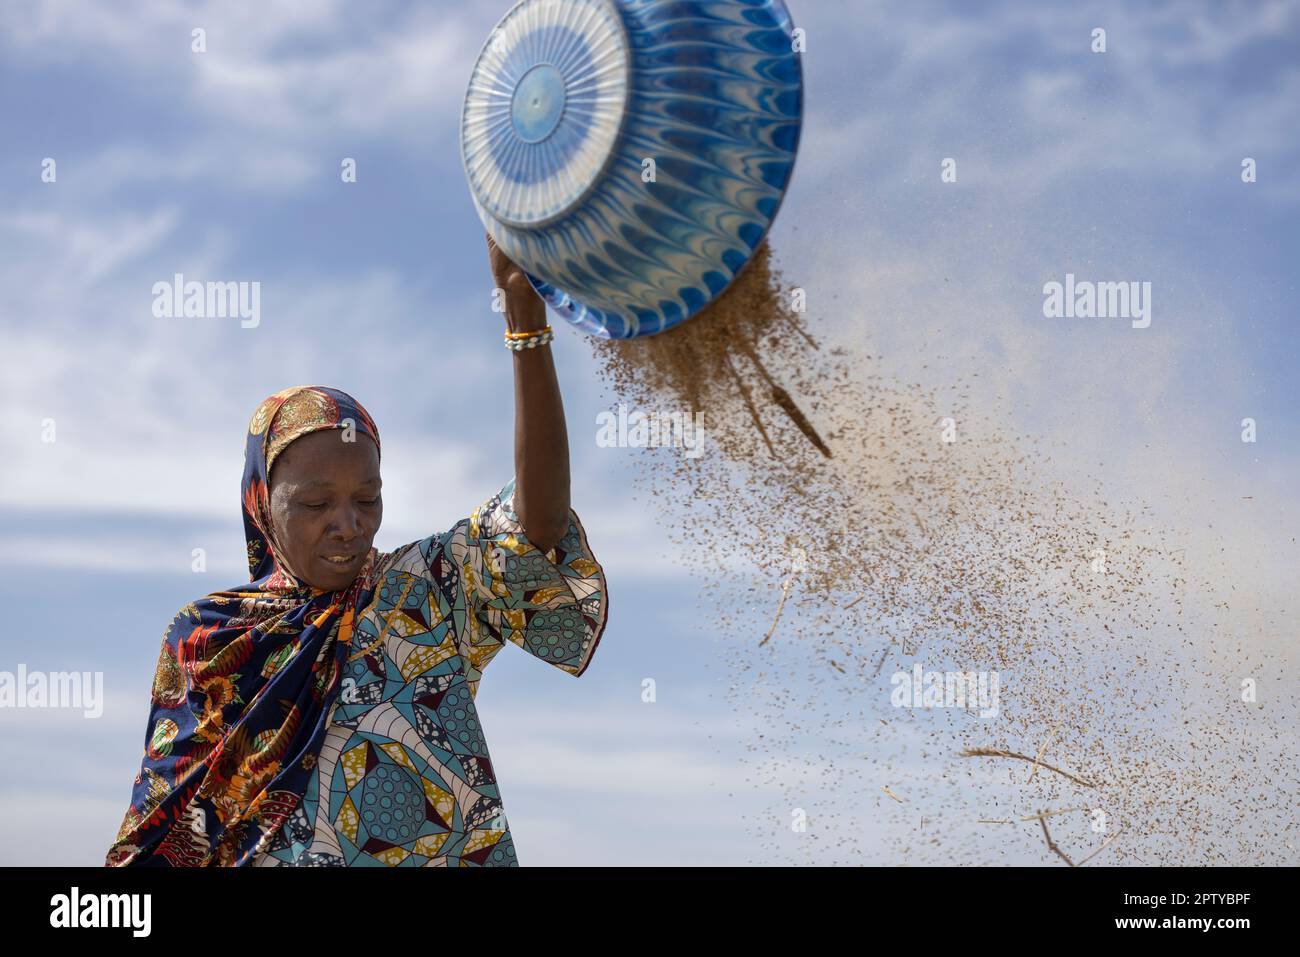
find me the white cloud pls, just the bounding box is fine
[792,0,1300,200]
[2,0,483,195]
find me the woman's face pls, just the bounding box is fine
[267,429,382,591]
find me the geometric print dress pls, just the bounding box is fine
[251,477,608,866]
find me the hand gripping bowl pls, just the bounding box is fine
[460,0,803,339]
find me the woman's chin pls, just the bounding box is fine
[309,567,359,592]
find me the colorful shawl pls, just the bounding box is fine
[106,385,384,866]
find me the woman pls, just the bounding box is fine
[105,237,609,866]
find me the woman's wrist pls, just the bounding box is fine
[504,295,547,334]
[501,286,552,351]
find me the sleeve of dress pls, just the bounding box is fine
[442,476,609,681]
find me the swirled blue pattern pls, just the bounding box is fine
[461,0,802,339]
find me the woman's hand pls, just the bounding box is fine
[486,231,547,333]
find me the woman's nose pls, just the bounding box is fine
[329,507,362,538]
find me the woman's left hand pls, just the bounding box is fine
[486,231,547,332]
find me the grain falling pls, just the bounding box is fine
[587,239,1298,866]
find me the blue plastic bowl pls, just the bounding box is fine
[461,0,803,339]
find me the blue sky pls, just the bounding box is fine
[1,0,1296,865]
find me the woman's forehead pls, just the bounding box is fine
[270,430,380,483]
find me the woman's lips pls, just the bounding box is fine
[322,553,361,568]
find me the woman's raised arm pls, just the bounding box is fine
[486,232,570,555]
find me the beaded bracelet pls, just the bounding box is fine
[506,330,554,350]
[504,326,555,350]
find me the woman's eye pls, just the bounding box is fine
[359,498,380,507]
[303,502,328,510]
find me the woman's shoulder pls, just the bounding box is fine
[156,601,202,643]
[166,590,297,637]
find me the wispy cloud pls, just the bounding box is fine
[2,0,482,193]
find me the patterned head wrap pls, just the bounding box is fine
[105,386,384,866]
[243,385,382,589]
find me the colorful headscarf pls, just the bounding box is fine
[106,386,383,866]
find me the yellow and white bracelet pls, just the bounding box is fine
[504,325,555,350]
